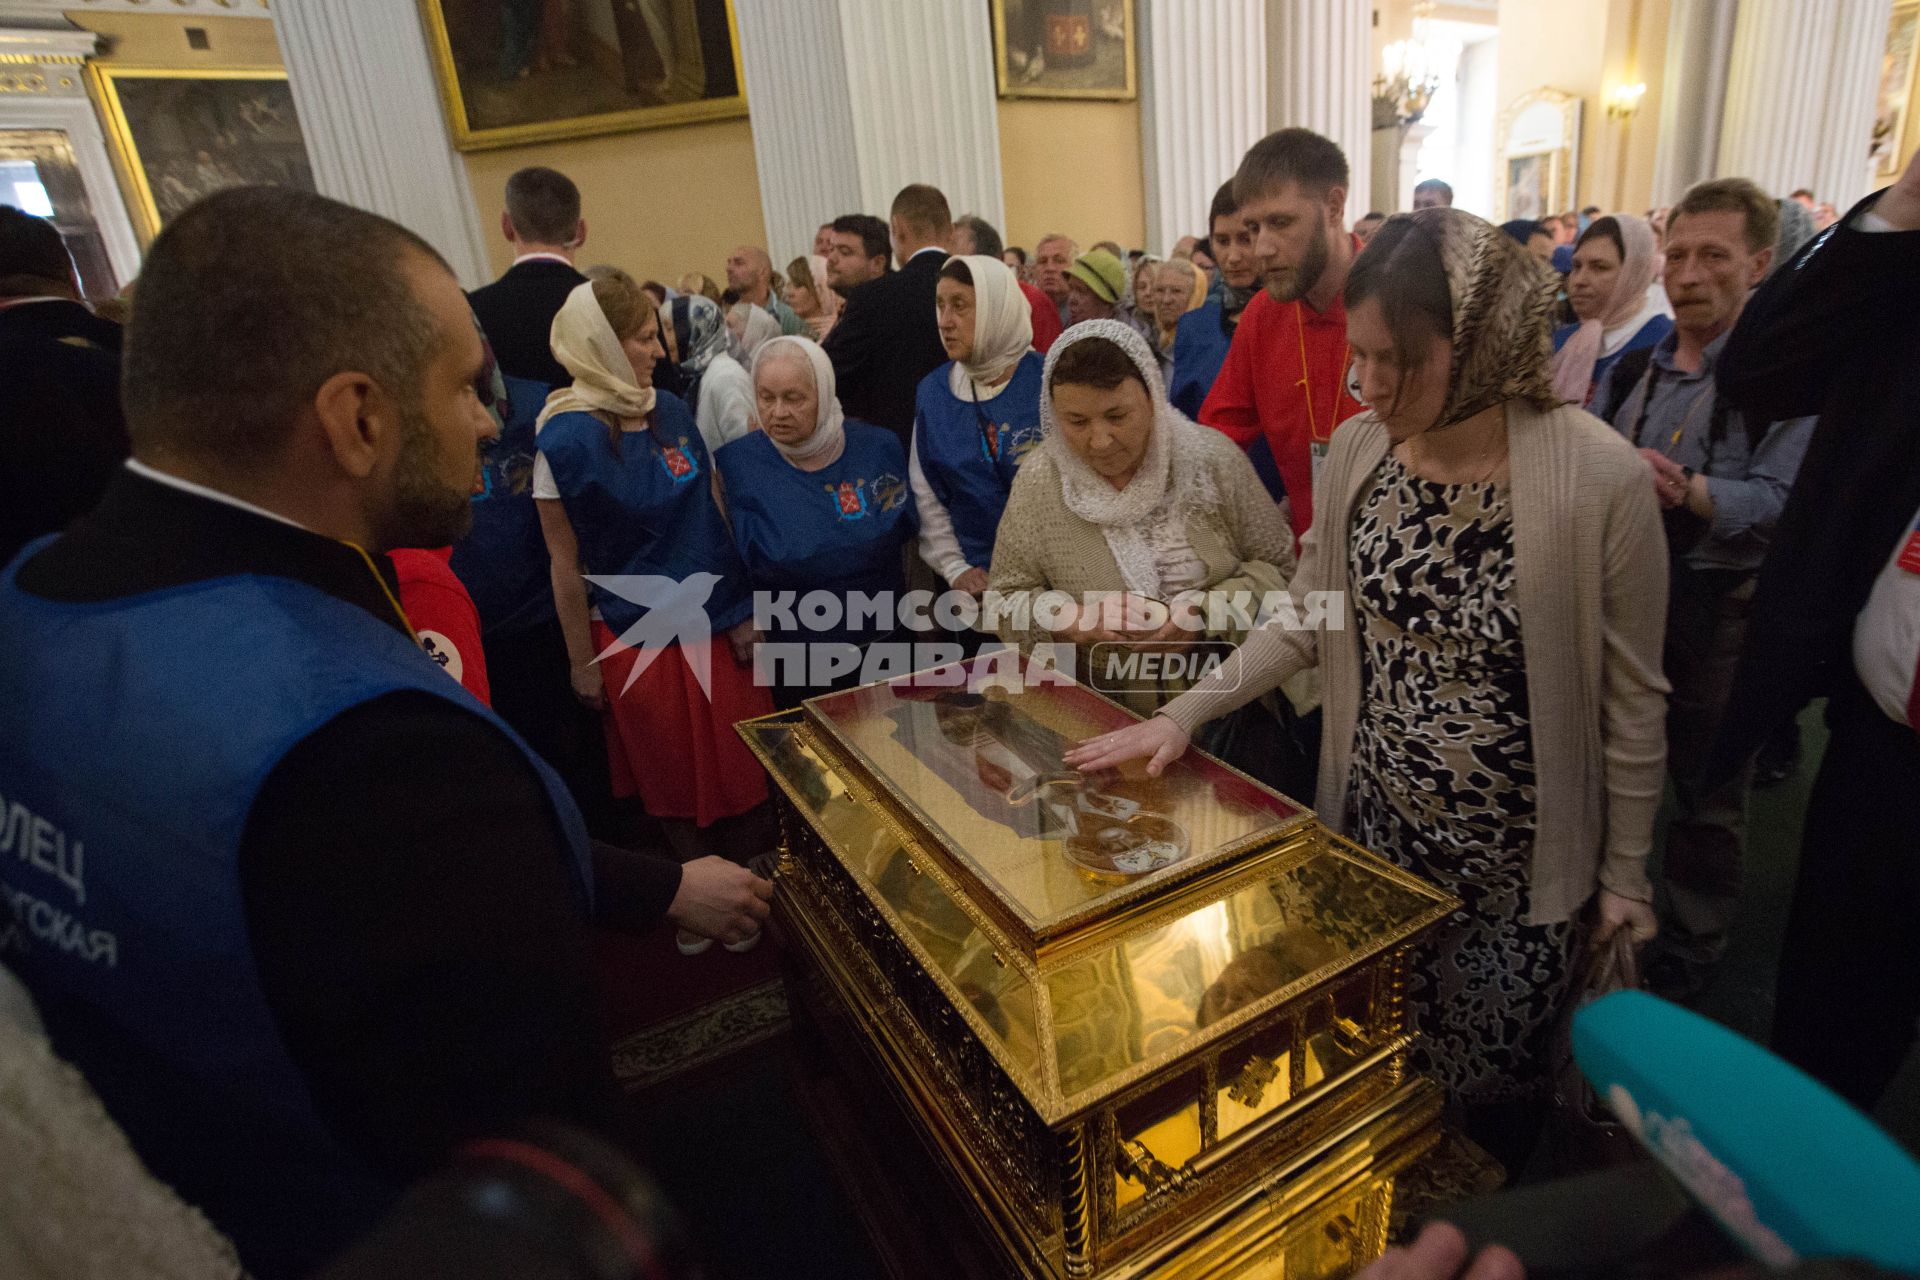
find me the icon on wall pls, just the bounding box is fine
[993,0,1137,101]
[87,67,316,246]
[1875,1,1920,180]
[418,0,746,151]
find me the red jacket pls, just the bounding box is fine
[391,548,491,706]
[1198,287,1366,541]
[1020,280,1064,355]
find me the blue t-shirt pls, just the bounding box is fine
[913,351,1044,570]
[717,423,916,646]
[535,391,753,635]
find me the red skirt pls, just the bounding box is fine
[591,623,772,827]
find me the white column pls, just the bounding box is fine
[271,0,490,288]
[734,0,862,269]
[1814,0,1895,210]
[1264,0,1371,217]
[835,0,1004,239]
[1716,0,1843,197]
[1650,0,1738,205]
[1140,0,1266,255]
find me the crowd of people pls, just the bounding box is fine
[0,120,1914,1276]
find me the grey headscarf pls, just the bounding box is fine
[1772,198,1818,276]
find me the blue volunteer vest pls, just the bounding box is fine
[913,350,1044,571]
[451,372,558,637]
[1169,301,1232,421]
[537,391,753,635]
[0,554,593,1278]
[716,423,917,646]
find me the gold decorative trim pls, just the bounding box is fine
[415,0,749,152]
[0,54,86,65]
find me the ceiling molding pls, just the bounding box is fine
[0,0,270,21]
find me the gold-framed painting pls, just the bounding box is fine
[1875,0,1920,180]
[1495,87,1582,223]
[994,0,1137,101]
[417,0,747,151]
[86,66,316,247]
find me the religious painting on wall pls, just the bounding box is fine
[1874,1,1920,180]
[1505,154,1550,223]
[418,0,746,150]
[87,68,315,247]
[1496,87,1581,223]
[993,0,1137,100]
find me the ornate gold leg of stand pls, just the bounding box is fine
[1061,1123,1094,1279]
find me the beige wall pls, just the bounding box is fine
[71,12,287,70]
[1495,0,1669,217]
[461,117,768,287]
[997,97,1147,253]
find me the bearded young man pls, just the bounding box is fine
[1198,127,1367,542]
[0,188,766,1279]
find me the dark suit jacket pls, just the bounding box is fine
[0,299,127,566]
[823,248,950,447]
[1707,191,1920,782]
[468,258,587,389]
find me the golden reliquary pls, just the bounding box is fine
[738,654,1472,1279]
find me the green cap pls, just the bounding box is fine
[1066,248,1126,304]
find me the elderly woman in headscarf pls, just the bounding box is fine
[533,273,772,846]
[1068,209,1671,1167]
[662,293,752,455]
[716,336,917,709]
[783,254,842,341]
[909,254,1045,600]
[1150,257,1207,369]
[987,320,1295,765]
[725,301,781,368]
[1550,213,1673,407]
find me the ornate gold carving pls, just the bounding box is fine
[1060,1124,1093,1279]
[0,71,49,93]
[1227,1055,1280,1109]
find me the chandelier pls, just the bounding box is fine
[1373,1,1446,129]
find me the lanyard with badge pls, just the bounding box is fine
[1298,302,1353,494]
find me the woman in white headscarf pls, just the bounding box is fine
[715,336,917,708]
[725,301,781,366]
[988,319,1295,728]
[1550,213,1672,408]
[783,254,842,341]
[533,275,774,859]
[908,254,1045,602]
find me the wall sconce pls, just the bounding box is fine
[1606,82,1647,122]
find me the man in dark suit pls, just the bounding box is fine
[1709,152,1920,1110]
[823,184,953,448]
[467,166,586,389]
[464,167,613,830]
[0,206,128,566]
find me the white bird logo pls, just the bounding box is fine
[585,572,722,697]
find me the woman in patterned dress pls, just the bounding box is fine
[1067,207,1670,1170]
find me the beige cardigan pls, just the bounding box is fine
[1160,404,1671,924]
[988,429,1296,715]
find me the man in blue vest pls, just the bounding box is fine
[0,187,769,1278]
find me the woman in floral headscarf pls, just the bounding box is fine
[1068,208,1671,1166]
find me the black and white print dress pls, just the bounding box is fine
[1346,453,1575,1105]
